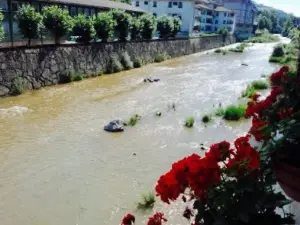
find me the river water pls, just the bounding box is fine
[0,42,280,225]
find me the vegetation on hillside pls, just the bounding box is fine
[244,29,279,43]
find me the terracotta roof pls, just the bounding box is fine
[215,6,234,12]
[43,0,147,13]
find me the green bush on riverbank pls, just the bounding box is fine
[154,52,170,63]
[244,29,280,43]
[136,191,155,210]
[224,105,246,121]
[185,116,195,128]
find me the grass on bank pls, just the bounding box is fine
[202,114,212,123]
[154,52,171,63]
[11,77,26,95]
[223,104,246,121]
[229,43,249,53]
[215,49,228,55]
[126,114,141,126]
[244,29,280,43]
[241,80,269,98]
[136,191,155,210]
[215,107,225,117]
[185,116,195,128]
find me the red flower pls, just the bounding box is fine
[279,65,290,73]
[205,141,231,162]
[279,108,293,120]
[183,207,194,220]
[147,212,167,225]
[121,213,135,225]
[270,66,289,85]
[249,117,270,141]
[251,93,260,102]
[269,86,283,101]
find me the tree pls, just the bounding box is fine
[0,10,5,41]
[130,17,141,40]
[15,4,42,46]
[111,9,132,41]
[269,10,280,33]
[139,13,157,40]
[217,27,229,42]
[157,15,174,39]
[42,5,73,44]
[171,17,181,37]
[282,15,294,37]
[72,14,95,44]
[257,15,272,31]
[94,11,115,42]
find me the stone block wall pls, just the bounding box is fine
[0,35,236,96]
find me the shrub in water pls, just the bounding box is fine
[94,11,115,42]
[133,57,143,68]
[157,15,174,39]
[127,114,141,126]
[139,13,157,40]
[111,9,132,41]
[136,191,155,210]
[42,5,74,44]
[106,54,123,73]
[272,44,285,57]
[154,52,170,63]
[72,14,95,44]
[11,77,26,95]
[185,116,195,128]
[202,114,211,123]
[120,52,133,70]
[215,49,222,53]
[224,105,246,121]
[251,80,269,90]
[215,107,225,117]
[15,4,42,46]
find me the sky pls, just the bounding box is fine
[255,0,300,17]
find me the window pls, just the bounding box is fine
[11,1,19,11]
[77,7,84,14]
[178,2,182,8]
[153,13,157,16]
[173,2,178,5]
[90,8,95,16]
[144,1,148,5]
[84,8,90,16]
[224,13,227,17]
[201,18,205,23]
[201,9,206,14]
[215,12,219,16]
[153,1,157,7]
[178,15,182,20]
[223,20,226,24]
[70,6,77,16]
[215,20,218,24]
[168,2,172,8]
[136,1,139,6]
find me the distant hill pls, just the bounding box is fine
[254,2,291,19]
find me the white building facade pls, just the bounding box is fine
[132,0,195,35]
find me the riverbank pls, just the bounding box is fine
[0,35,235,97]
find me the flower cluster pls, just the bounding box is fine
[147,212,167,225]
[155,138,260,204]
[270,66,289,85]
[121,213,135,225]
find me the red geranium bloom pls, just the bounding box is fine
[251,93,260,102]
[205,141,231,162]
[249,117,270,141]
[147,212,167,225]
[121,213,135,225]
[279,108,293,120]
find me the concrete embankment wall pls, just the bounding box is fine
[0,35,236,96]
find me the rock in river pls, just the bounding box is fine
[104,120,125,132]
[144,78,160,83]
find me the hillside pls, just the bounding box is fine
[254,2,291,19]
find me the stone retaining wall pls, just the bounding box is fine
[0,35,236,96]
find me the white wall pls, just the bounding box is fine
[132,0,194,33]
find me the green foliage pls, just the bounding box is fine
[229,43,247,53]
[42,5,73,44]
[120,52,133,70]
[111,9,132,41]
[202,114,211,123]
[72,73,84,81]
[251,80,269,90]
[257,15,272,31]
[282,15,294,37]
[133,57,143,68]
[94,11,115,42]
[127,114,141,126]
[215,49,222,53]
[157,15,174,39]
[244,30,279,43]
[217,27,229,42]
[215,107,225,117]
[224,105,246,121]
[272,44,285,57]
[130,17,141,40]
[15,4,43,46]
[269,56,283,63]
[185,116,195,128]
[171,16,181,37]
[136,191,155,210]
[106,54,123,73]
[154,52,170,63]
[0,10,4,41]
[72,14,95,44]
[139,13,157,40]
[11,77,26,95]
[242,86,256,98]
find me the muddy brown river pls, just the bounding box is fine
[0,42,281,225]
